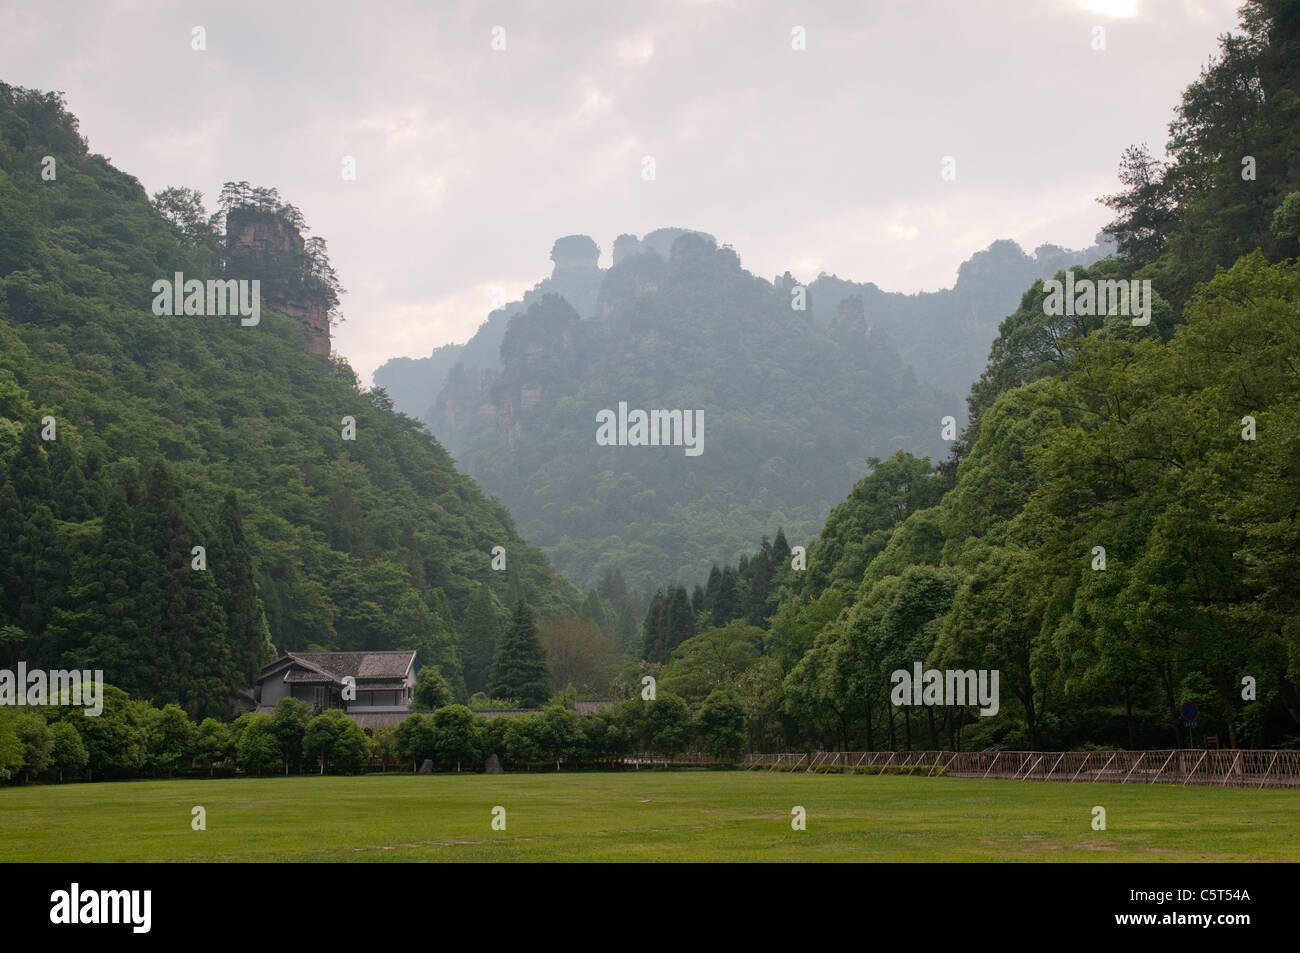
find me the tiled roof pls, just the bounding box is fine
[283,669,334,684]
[258,651,416,686]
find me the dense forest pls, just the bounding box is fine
[0,80,581,720]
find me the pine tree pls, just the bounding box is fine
[211,492,274,688]
[666,585,696,656]
[137,461,232,718]
[747,536,776,626]
[641,588,669,662]
[489,601,550,707]
[772,527,791,567]
[0,478,23,626]
[642,586,696,663]
[713,567,740,624]
[461,585,503,696]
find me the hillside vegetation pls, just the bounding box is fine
[0,82,579,717]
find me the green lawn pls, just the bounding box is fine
[1,771,1296,861]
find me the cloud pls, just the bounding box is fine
[1075,0,1140,17]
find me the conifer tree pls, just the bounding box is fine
[489,601,550,707]
[461,585,504,695]
[211,492,274,688]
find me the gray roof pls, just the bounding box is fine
[258,650,416,687]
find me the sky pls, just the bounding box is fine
[1,0,1245,383]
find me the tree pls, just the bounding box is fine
[236,713,280,776]
[13,712,52,782]
[642,585,696,663]
[489,602,551,707]
[194,718,233,777]
[1100,143,1177,263]
[536,703,583,771]
[134,461,233,719]
[393,714,436,771]
[432,705,481,772]
[271,697,311,774]
[413,666,453,710]
[53,684,146,781]
[735,656,786,752]
[643,693,692,755]
[538,616,616,694]
[502,714,546,769]
[0,713,23,781]
[302,709,368,774]
[329,717,369,774]
[145,703,196,778]
[695,688,747,762]
[395,590,462,699]
[658,621,764,704]
[211,492,275,687]
[152,186,222,255]
[461,585,504,696]
[49,721,88,782]
[367,725,397,771]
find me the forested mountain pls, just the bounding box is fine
[373,228,704,433]
[424,234,958,593]
[375,228,1110,596]
[807,235,1114,395]
[632,0,1300,753]
[0,82,580,718]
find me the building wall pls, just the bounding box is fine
[259,674,291,707]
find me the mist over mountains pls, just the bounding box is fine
[374,230,1113,591]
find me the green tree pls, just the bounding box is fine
[194,718,233,776]
[302,709,368,774]
[394,713,436,771]
[536,703,583,771]
[658,620,764,704]
[643,693,692,755]
[12,712,52,782]
[0,713,23,781]
[694,687,747,762]
[271,697,311,774]
[145,703,196,778]
[49,721,88,782]
[489,602,550,707]
[461,585,504,696]
[236,713,280,776]
[431,704,481,772]
[413,666,453,710]
[502,714,546,769]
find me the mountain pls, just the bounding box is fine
[371,228,1109,594]
[0,82,580,718]
[807,235,1114,395]
[374,233,1110,442]
[378,232,956,593]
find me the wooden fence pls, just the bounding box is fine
[740,748,1300,788]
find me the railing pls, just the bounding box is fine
[740,749,1300,788]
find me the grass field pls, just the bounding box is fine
[2,771,1297,861]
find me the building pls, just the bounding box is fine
[254,650,418,730]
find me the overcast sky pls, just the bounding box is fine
[2,0,1243,383]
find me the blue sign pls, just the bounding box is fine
[1180,701,1198,726]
